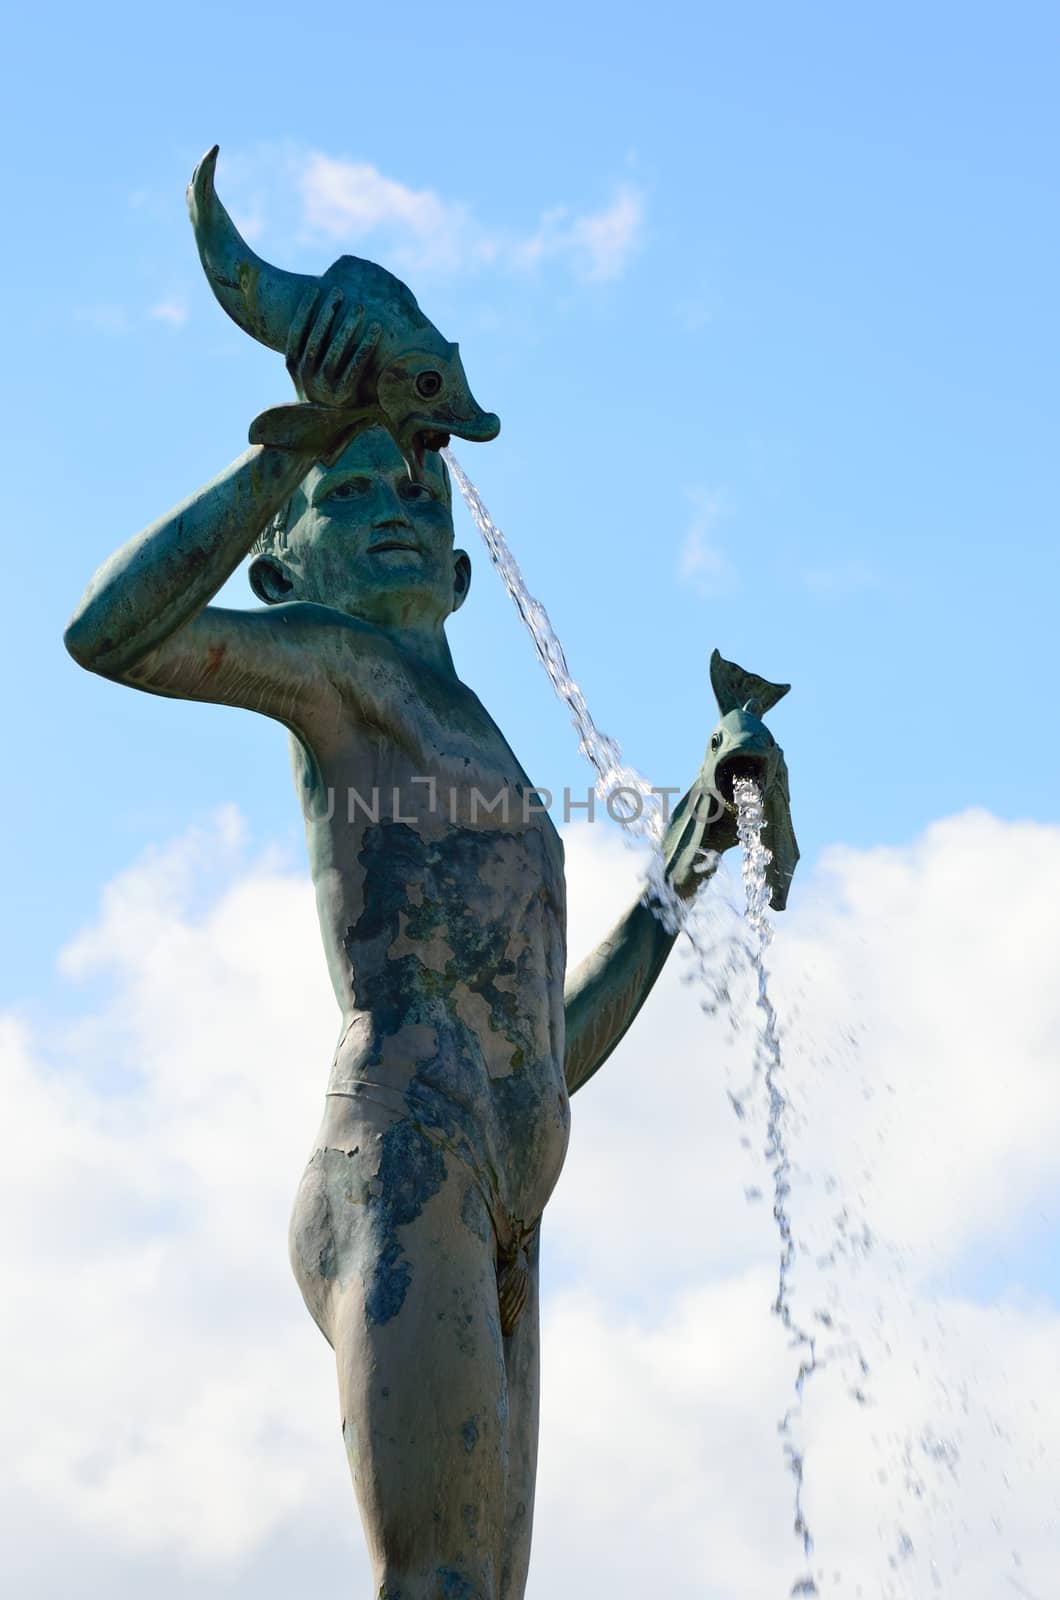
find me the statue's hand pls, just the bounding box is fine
[285,286,382,409]
[249,288,385,465]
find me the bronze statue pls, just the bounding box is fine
[65,148,794,1600]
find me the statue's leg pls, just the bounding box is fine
[323,1152,510,1600]
[499,1228,541,1600]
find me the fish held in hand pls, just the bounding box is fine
[667,649,799,911]
[187,145,500,477]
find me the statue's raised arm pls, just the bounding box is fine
[65,144,500,739]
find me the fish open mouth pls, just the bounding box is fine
[402,407,499,479]
[402,407,500,481]
[404,427,452,481]
[420,427,451,453]
[715,754,768,806]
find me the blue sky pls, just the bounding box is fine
[2,6,1060,1595]
[4,0,1059,1003]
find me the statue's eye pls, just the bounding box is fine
[711,732,723,752]
[415,370,443,399]
[326,480,368,502]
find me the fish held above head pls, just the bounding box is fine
[186,145,500,478]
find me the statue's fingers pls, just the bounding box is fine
[319,302,364,386]
[284,289,320,376]
[334,319,382,405]
[302,288,344,377]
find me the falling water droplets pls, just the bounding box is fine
[444,457,930,1596]
[444,456,652,807]
[449,456,828,1585]
[734,775,821,1567]
[444,447,684,935]
[442,453,1050,1595]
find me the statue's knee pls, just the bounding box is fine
[288,1152,339,1335]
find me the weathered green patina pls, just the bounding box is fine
[664,650,800,912]
[64,148,795,1600]
[189,145,499,479]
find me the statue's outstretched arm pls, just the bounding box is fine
[562,897,680,1096]
[562,792,736,1096]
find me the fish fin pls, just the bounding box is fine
[320,254,425,321]
[709,648,791,717]
[249,403,373,464]
[764,750,800,911]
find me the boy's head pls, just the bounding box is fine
[249,426,471,630]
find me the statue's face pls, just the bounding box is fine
[267,427,470,628]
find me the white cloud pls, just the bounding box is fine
[571,186,644,280]
[149,299,189,327]
[678,488,735,595]
[4,814,346,1572]
[770,811,1060,1260]
[76,302,190,335]
[3,807,1059,1597]
[298,151,643,281]
[301,154,488,275]
[512,186,644,281]
[551,811,1060,1595]
[231,208,266,243]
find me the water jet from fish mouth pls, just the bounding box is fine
[442,447,669,871]
[442,451,870,1594]
[444,451,1040,1597]
[732,774,818,1583]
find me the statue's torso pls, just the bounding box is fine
[292,645,569,1231]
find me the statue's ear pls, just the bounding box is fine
[249,554,296,605]
[451,549,472,614]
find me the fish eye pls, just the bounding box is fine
[711,732,723,752]
[415,370,444,399]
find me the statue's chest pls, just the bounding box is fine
[343,814,566,1062]
[354,815,562,948]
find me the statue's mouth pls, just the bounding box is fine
[368,538,423,556]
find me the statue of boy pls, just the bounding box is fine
[65,223,737,1600]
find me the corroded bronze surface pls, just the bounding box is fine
[65,149,795,1600]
